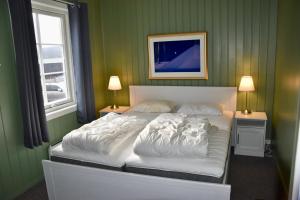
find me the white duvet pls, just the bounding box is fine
[126,128,230,178]
[62,113,147,155]
[133,113,212,158]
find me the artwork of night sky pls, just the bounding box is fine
[154,40,201,73]
[148,32,207,79]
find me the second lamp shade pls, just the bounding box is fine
[239,76,255,92]
[108,76,122,90]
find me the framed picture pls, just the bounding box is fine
[148,32,207,80]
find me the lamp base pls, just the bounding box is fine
[110,104,119,110]
[242,109,252,115]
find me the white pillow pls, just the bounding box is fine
[177,103,223,115]
[130,100,175,113]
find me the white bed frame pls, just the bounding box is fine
[43,85,237,200]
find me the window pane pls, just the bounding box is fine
[41,45,63,60]
[45,73,65,83]
[46,86,67,103]
[32,5,75,111]
[38,14,62,44]
[41,44,68,104]
[44,63,63,73]
[45,74,68,103]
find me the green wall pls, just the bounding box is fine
[88,0,278,138]
[88,0,107,114]
[0,1,79,199]
[273,0,300,192]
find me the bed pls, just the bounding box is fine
[43,85,237,200]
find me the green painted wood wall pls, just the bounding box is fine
[0,1,79,199]
[87,0,107,114]
[87,0,277,138]
[273,0,300,193]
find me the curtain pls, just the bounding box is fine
[8,0,49,148]
[68,3,96,124]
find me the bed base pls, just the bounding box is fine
[43,139,232,200]
[43,120,233,200]
[43,160,231,200]
[43,86,235,200]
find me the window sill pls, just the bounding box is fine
[46,104,77,121]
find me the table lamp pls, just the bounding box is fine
[108,76,122,109]
[239,75,255,115]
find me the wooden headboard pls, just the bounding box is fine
[129,85,237,112]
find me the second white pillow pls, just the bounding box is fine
[130,100,175,113]
[177,103,223,115]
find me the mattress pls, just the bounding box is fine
[50,111,233,182]
[125,165,225,183]
[125,112,233,182]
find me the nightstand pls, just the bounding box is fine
[234,111,267,157]
[99,106,130,117]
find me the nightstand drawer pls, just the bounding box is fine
[236,119,265,127]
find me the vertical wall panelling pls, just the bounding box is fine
[257,0,268,113]
[136,0,146,86]
[249,0,260,115]
[212,0,220,86]
[228,0,236,87]
[205,0,213,86]
[88,0,107,113]
[265,0,278,140]
[0,0,80,199]
[235,0,244,111]
[220,0,228,86]
[0,107,12,200]
[132,0,140,86]
[243,0,252,110]
[88,0,277,139]
[273,0,300,192]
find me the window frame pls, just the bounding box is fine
[32,0,77,121]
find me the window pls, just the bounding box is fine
[32,0,76,120]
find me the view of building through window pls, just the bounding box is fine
[32,11,73,108]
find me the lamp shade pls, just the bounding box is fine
[239,76,255,92]
[108,76,122,90]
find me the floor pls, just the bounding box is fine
[229,154,286,200]
[15,152,286,200]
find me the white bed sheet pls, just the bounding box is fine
[125,111,233,178]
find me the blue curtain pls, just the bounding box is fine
[8,0,49,148]
[68,3,96,123]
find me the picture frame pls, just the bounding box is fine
[148,32,208,80]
